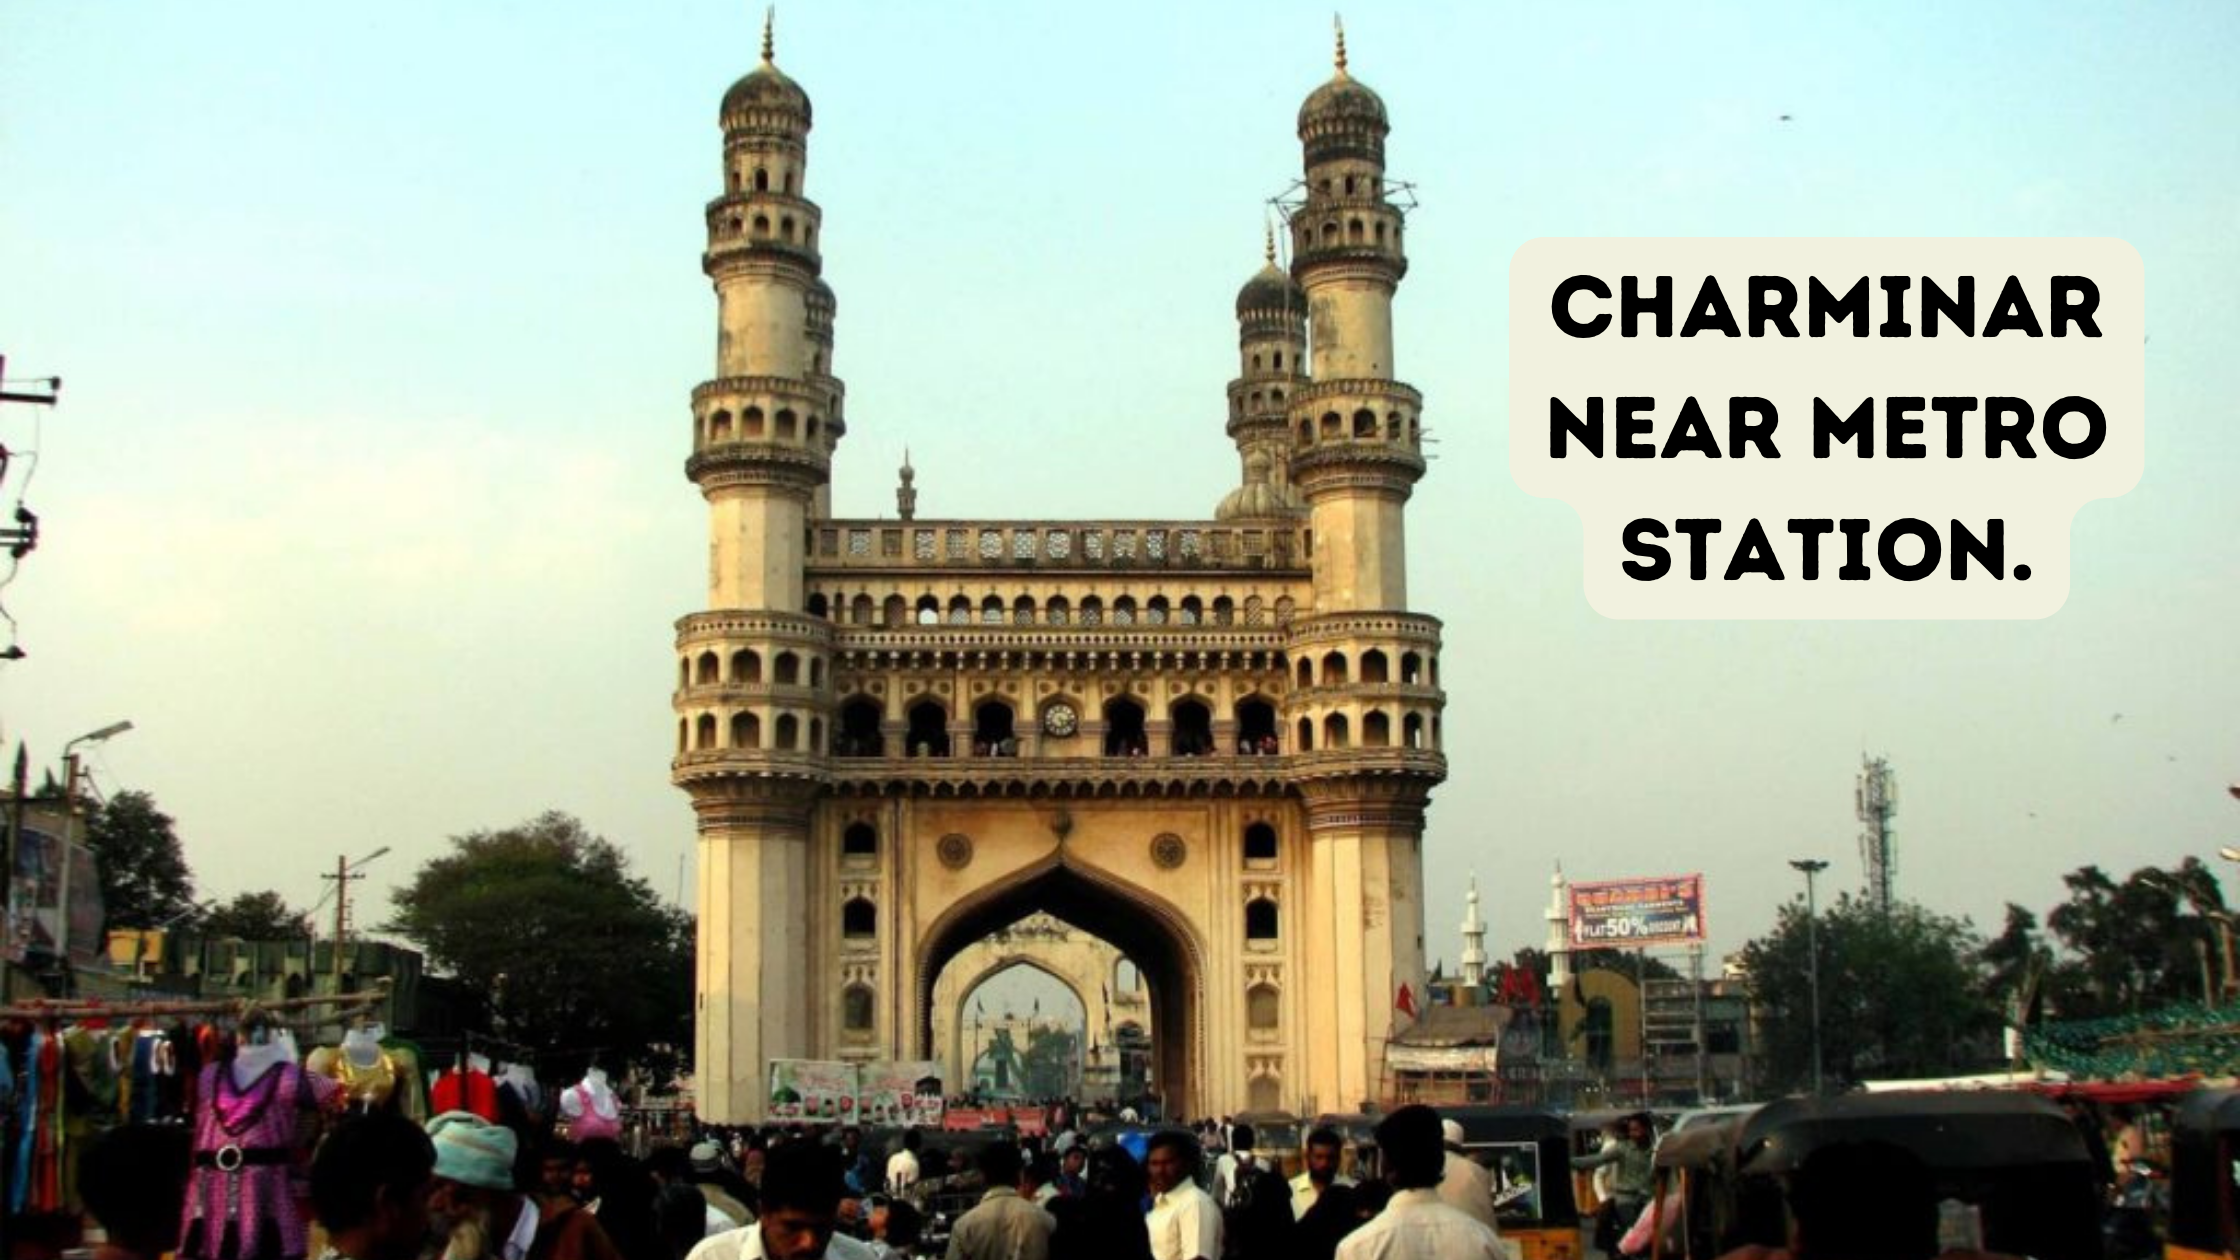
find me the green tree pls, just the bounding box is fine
[1740,894,2000,1093]
[1021,1025,1079,1098]
[2042,859,2225,1018]
[201,890,303,940]
[1979,902,2054,1033]
[386,811,692,1072]
[84,790,196,930]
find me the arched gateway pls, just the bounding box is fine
[674,20,1447,1123]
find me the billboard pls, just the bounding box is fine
[856,1060,946,1129]
[767,1059,860,1125]
[1567,874,1706,948]
[768,1060,948,1127]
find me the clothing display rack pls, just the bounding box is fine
[0,979,392,1024]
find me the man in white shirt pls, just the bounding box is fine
[1435,1119,1501,1234]
[1337,1107,1502,1260]
[685,1141,880,1260]
[1143,1131,1222,1260]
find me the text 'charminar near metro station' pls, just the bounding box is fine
[672,21,1447,1124]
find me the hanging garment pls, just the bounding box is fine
[560,1077,621,1143]
[10,1027,41,1215]
[377,1038,430,1122]
[430,1065,498,1121]
[61,1025,121,1212]
[26,1027,64,1215]
[177,1058,338,1260]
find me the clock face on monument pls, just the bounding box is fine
[1042,703,1078,738]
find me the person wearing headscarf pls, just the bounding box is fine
[426,1111,622,1260]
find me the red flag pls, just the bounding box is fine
[1396,982,1418,1018]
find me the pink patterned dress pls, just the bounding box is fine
[178,1059,338,1260]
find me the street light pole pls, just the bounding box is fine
[1790,859,1830,1096]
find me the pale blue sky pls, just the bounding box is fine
[3,2,2236,970]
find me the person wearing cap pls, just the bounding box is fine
[1434,1119,1500,1234]
[1337,1107,1502,1260]
[884,1130,922,1198]
[427,1110,622,1260]
[688,1142,754,1229]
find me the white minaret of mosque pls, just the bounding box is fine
[1459,876,1488,987]
[1545,864,1571,986]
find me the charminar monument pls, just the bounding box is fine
[673,16,1447,1123]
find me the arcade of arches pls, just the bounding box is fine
[675,31,1445,1123]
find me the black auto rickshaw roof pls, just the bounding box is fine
[1736,1092,2087,1175]
[1654,1118,1743,1171]
[2174,1086,2240,1138]
[1441,1105,1569,1143]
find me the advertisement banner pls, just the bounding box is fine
[4,824,64,964]
[856,1061,946,1129]
[767,1060,859,1125]
[1567,874,1706,948]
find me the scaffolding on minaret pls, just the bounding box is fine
[1857,755,1898,912]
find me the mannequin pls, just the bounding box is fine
[561,1067,621,1143]
[229,1021,291,1089]
[181,1012,337,1260]
[307,1022,402,1111]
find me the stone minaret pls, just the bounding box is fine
[675,12,840,1123]
[1283,22,1445,1113]
[1459,876,1488,987]
[1546,865,1572,987]
[896,448,917,521]
[1287,19,1421,613]
[1218,224,1309,521]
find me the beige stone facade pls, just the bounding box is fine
[674,26,1446,1123]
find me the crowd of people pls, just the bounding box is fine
[70,1103,1523,1260]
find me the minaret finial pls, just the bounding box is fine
[1263,216,1277,265]
[761,5,776,64]
[1333,14,1348,77]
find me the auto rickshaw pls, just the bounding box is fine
[1315,1111,1385,1183]
[1233,1109,1305,1178]
[2166,1087,2240,1260]
[1568,1107,1641,1218]
[1644,1092,2102,1260]
[1442,1106,1585,1260]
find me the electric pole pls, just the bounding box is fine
[322,846,390,986]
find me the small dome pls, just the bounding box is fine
[722,62,812,126]
[1297,71,1388,133]
[1217,478,1304,522]
[1235,261,1305,319]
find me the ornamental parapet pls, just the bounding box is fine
[672,748,829,787]
[808,520,1310,573]
[677,610,836,648]
[829,626,1289,656]
[1288,445,1428,493]
[703,235,822,278]
[685,441,829,489]
[1293,379,1422,410]
[1285,747,1446,788]
[693,375,842,408]
[1284,611,1442,648]
[1284,682,1445,708]
[823,754,1293,799]
[1289,243,1407,282]
[673,681,827,708]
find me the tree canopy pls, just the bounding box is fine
[2040,859,2226,1019]
[84,790,197,930]
[201,890,303,940]
[1740,894,2001,1092]
[384,811,692,1073]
